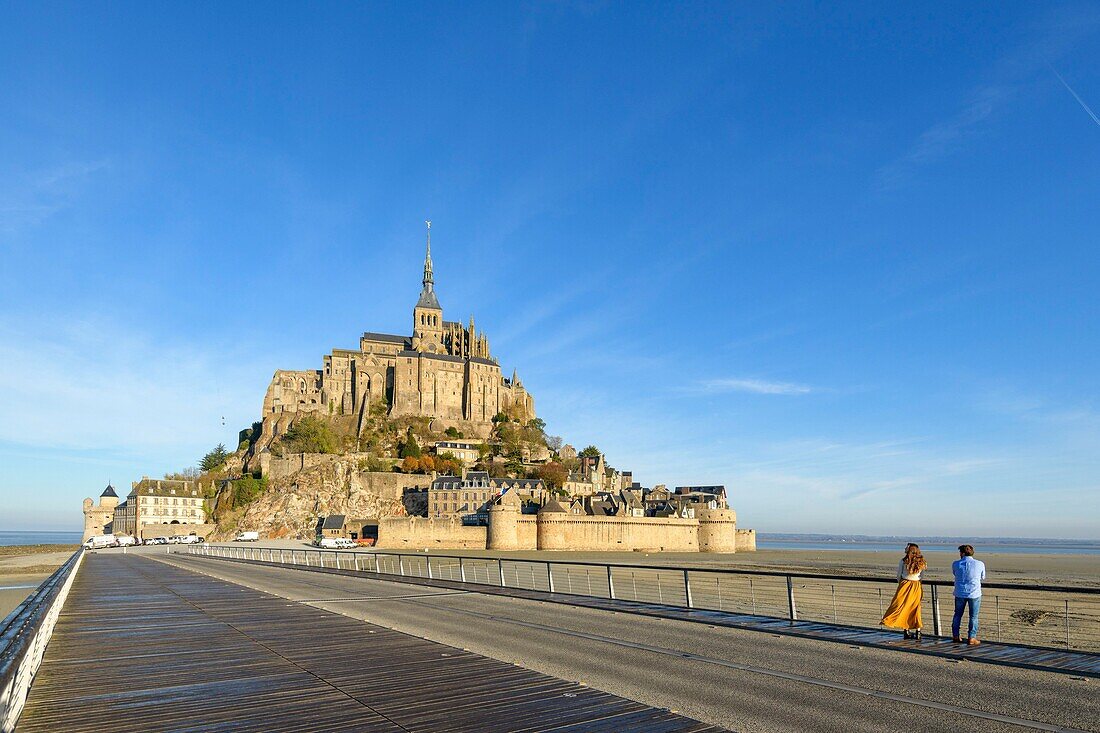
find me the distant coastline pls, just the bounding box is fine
[0,530,83,547]
[757,533,1100,555]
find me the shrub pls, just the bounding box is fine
[230,475,268,509]
[444,426,463,438]
[280,416,338,454]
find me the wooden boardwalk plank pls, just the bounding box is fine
[16,555,724,733]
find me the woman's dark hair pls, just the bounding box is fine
[958,544,975,556]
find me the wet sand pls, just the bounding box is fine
[0,545,78,620]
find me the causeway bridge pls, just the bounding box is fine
[2,546,1098,732]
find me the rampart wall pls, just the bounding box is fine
[376,516,487,549]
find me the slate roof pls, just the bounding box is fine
[101,484,118,498]
[361,332,410,345]
[675,485,727,496]
[416,287,441,309]
[321,515,346,530]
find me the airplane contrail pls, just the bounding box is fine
[1049,64,1100,128]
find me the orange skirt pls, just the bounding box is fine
[881,579,922,630]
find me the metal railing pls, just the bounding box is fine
[0,548,84,733]
[185,545,1100,653]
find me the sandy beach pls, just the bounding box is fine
[0,545,78,620]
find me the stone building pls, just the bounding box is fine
[432,440,482,464]
[110,478,209,538]
[256,223,535,449]
[82,484,119,540]
[428,471,546,520]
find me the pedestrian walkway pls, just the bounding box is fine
[16,554,723,733]
[202,554,1100,679]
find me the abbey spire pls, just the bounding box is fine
[423,219,434,289]
[416,220,441,310]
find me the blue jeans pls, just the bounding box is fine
[952,596,981,639]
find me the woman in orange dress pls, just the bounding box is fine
[881,543,927,640]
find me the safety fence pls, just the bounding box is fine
[185,545,1100,653]
[0,549,83,733]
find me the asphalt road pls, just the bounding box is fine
[152,553,1098,733]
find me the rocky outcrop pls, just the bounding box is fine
[211,458,431,540]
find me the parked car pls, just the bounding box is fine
[315,537,342,549]
[115,535,137,547]
[147,537,168,545]
[166,536,182,544]
[235,531,260,542]
[336,538,356,549]
[178,534,202,544]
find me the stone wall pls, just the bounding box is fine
[515,516,537,550]
[376,516,488,549]
[534,513,701,552]
[735,529,757,552]
[139,523,216,540]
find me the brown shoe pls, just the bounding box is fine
[952,636,962,643]
[967,638,981,646]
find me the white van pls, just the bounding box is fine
[315,537,341,549]
[83,535,116,549]
[178,534,202,544]
[116,535,137,547]
[235,531,259,542]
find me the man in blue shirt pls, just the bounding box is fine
[952,544,986,645]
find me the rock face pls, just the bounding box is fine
[212,457,431,540]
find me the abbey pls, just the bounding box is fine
[260,224,535,440]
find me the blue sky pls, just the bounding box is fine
[1,2,1098,538]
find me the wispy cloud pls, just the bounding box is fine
[697,377,812,395]
[0,159,109,235]
[0,314,262,455]
[1049,65,1100,127]
[876,85,1010,190]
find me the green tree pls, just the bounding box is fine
[444,426,463,438]
[579,445,601,458]
[400,431,422,458]
[280,416,338,454]
[200,443,230,472]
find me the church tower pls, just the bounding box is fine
[412,220,444,352]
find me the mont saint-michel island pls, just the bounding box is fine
[83,225,756,554]
[6,5,1099,733]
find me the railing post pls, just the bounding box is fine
[498,558,506,587]
[547,562,555,593]
[786,575,798,622]
[374,553,381,574]
[607,565,615,600]
[354,554,360,571]
[399,555,405,576]
[1065,600,1071,649]
[683,569,693,608]
[459,557,466,583]
[427,556,433,579]
[931,584,942,637]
